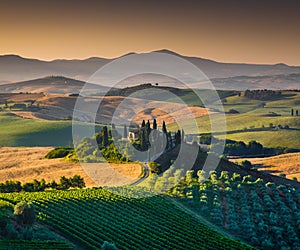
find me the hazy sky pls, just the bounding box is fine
[1,0,299,65]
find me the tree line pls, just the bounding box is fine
[291,108,299,116]
[0,175,85,193]
[244,89,282,100]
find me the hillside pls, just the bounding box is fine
[0,188,254,250]
[1,51,300,89]
[230,153,300,180]
[168,90,300,150]
[0,76,108,94]
[0,147,142,187]
[211,73,300,90]
[0,112,75,146]
[0,88,213,128]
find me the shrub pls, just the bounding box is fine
[45,147,73,159]
[102,241,118,250]
[228,109,239,114]
[14,202,36,226]
[240,160,252,169]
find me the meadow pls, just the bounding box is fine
[168,90,300,150]
[0,113,73,146]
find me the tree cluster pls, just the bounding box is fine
[0,201,36,240]
[291,108,299,116]
[0,175,85,193]
[225,140,264,156]
[244,89,282,100]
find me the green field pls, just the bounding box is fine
[0,187,254,250]
[168,91,300,150]
[0,113,73,146]
[0,90,299,150]
[0,113,103,147]
[223,130,300,150]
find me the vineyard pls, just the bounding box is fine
[173,171,300,249]
[0,240,72,250]
[0,187,254,250]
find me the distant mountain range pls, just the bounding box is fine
[1,49,300,90]
[0,76,109,94]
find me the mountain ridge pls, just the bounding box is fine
[1,50,300,89]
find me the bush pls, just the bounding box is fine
[14,202,36,226]
[228,109,239,114]
[102,241,118,250]
[45,147,73,159]
[148,162,160,174]
[240,160,252,169]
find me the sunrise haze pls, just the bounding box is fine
[0,0,299,65]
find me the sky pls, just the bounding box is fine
[0,0,299,65]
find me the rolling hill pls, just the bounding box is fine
[1,50,300,89]
[230,152,300,180]
[0,75,109,94]
[0,147,141,187]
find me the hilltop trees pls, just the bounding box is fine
[244,89,281,100]
[292,108,299,116]
[225,140,264,156]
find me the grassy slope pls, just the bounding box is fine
[230,152,300,180]
[224,130,300,150]
[168,91,300,149]
[0,113,73,146]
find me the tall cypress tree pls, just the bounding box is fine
[139,129,146,150]
[145,120,151,145]
[162,121,168,149]
[153,119,157,130]
[141,120,145,128]
[123,124,128,138]
[146,120,151,131]
[162,121,167,134]
[175,130,181,145]
[181,129,185,143]
[102,126,109,147]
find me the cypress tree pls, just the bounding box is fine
[146,120,151,131]
[145,120,151,145]
[162,121,168,149]
[162,121,167,134]
[141,120,145,128]
[102,126,109,147]
[153,119,157,130]
[175,130,181,145]
[123,125,128,138]
[139,129,146,150]
[181,129,185,143]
